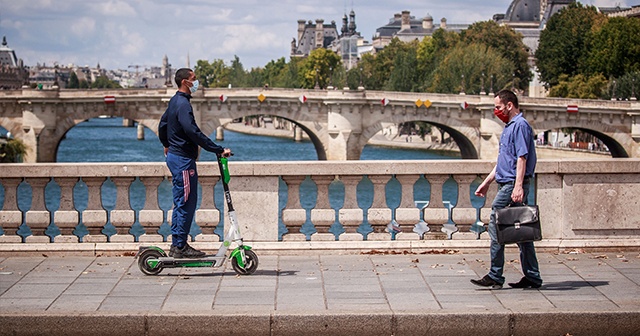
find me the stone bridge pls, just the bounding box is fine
[1,87,639,162]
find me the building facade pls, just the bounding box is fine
[0,36,28,90]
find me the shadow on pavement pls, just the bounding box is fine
[541,280,609,291]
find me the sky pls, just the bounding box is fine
[0,0,631,71]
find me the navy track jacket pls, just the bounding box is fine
[158,91,224,159]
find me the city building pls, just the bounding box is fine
[0,36,28,90]
[371,10,467,50]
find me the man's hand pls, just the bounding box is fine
[222,148,232,158]
[475,181,490,198]
[511,184,524,203]
[164,147,169,157]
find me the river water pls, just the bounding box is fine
[3,117,487,239]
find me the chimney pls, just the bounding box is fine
[297,20,306,44]
[315,19,325,48]
[401,10,411,31]
[423,14,433,30]
[440,17,447,29]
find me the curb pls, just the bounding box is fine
[2,311,639,336]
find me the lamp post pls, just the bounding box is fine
[460,74,465,95]
[328,66,334,90]
[314,67,320,90]
[480,72,486,95]
[489,74,494,96]
[358,67,364,90]
[631,78,637,101]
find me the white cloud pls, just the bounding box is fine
[70,17,96,37]
[91,0,137,17]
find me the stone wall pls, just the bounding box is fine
[0,159,639,254]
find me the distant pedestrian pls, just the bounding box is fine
[158,68,232,258]
[471,89,542,289]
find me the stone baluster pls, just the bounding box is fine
[82,177,108,242]
[479,178,498,224]
[195,176,220,242]
[0,178,23,241]
[450,174,478,239]
[109,177,135,241]
[367,175,392,240]
[24,177,50,241]
[310,175,335,241]
[53,177,80,242]
[394,174,421,240]
[138,177,165,242]
[423,174,450,238]
[281,175,307,241]
[338,175,363,241]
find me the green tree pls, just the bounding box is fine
[91,75,121,89]
[429,43,514,94]
[0,137,28,163]
[79,79,89,89]
[461,20,532,92]
[587,17,640,79]
[194,59,230,88]
[385,45,419,92]
[228,55,248,87]
[68,71,79,89]
[549,73,608,99]
[298,48,342,89]
[535,3,606,88]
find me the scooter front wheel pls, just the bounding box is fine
[138,249,164,275]
[231,249,258,275]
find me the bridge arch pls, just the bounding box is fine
[532,120,632,158]
[361,116,479,159]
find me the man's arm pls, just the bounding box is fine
[511,156,526,203]
[475,165,497,198]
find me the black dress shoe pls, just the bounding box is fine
[470,275,503,289]
[508,277,542,289]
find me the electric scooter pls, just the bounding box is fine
[136,153,258,276]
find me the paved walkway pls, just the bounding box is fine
[1,250,639,335]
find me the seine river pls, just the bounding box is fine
[56,117,459,162]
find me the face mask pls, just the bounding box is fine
[188,79,199,94]
[493,107,510,123]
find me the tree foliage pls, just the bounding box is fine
[586,17,640,79]
[549,74,608,99]
[68,71,79,89]
[535,3,606,88]
[461,20,532,91]
[429,43,514,94]
[0,138,28,163]
[298,48,342,89]
[91,75,121,89]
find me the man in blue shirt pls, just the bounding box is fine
[471,89,542,289]
[158,68,231,258]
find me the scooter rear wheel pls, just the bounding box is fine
[138,249,164,275]
[231,249,258,275]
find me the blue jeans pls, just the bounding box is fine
[487,182,542,285]
[166,153,198,248]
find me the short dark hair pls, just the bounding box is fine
[174,68,193,87]
[495,89,519,109]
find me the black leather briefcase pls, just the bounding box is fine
[495,205,542,244]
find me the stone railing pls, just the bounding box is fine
[1,159,639,254]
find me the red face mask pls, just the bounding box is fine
[493,107,510,123]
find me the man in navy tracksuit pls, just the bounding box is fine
[158,68,231,258]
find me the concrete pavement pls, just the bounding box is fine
[1,249,639,335]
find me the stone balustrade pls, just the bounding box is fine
[1,159,639,253]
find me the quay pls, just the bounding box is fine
[1,159,640,335]
[1,251,639,336]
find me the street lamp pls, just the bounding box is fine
[480,72,486,95]
[314,67,320,90]
[460,74,465,95]
[631,78,637,101]
[358,67,364,90]
[328,66,334,90]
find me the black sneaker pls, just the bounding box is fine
[470,275,503,289]
[169,244,206,258]
[508,277,542,289]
